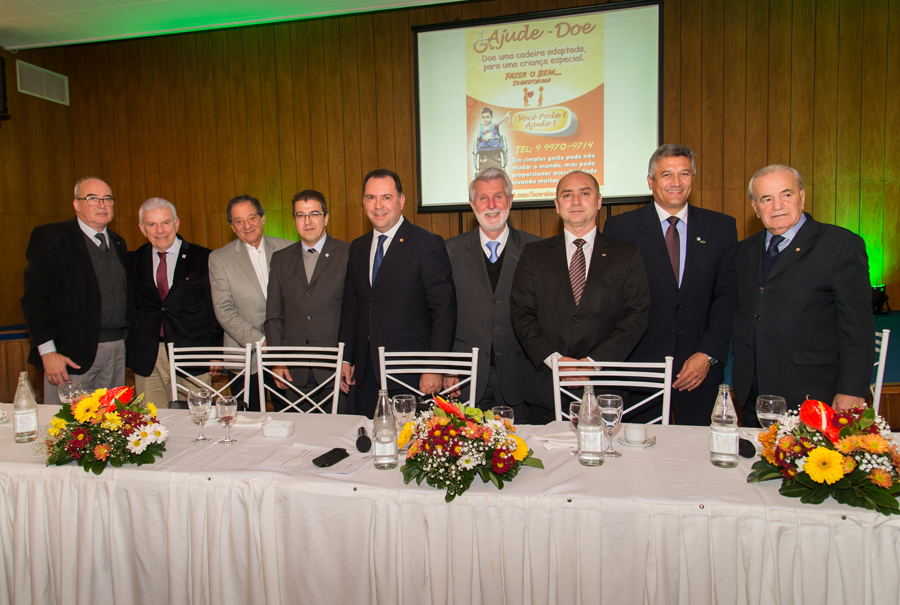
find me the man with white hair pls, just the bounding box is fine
[444,167,540,420]
[129,197,222,408]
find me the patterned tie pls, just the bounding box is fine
[95,232,109,252]
[157,251,168,336]
[664,216,680,282]
[569,239,586,305]
[486,240,500,263]
[766,234,785,258]
[372,234,387,282]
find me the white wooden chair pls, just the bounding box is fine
[378,346,479,406]
[167,343,251,408]
[872,329,891,413]
[552,355,674,424]
[256,344,345,414]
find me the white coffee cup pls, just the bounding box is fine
[624,424,647,444]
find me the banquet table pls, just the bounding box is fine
[1,405,899,605]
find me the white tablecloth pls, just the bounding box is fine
[1,405,898,605]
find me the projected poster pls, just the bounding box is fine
[466,15,604,201]
[415,2,660,211]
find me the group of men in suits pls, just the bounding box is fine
[22,145,875,424]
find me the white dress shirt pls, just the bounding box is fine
[479,225,510,259]
[245,240,269,300]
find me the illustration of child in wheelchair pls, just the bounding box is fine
[473,107,511,171]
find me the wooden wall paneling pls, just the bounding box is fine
[227,29,250,201]
[788,0,815,215]
[150,37,175,209]
[241,26,266,223]
[517,0,539,14]
[351,14,377,239]
[320,18,347,240]
[662,0,682,144]
[166,36,193,239]
[180,34,208,245]
[93,45,118,190]
[700,0,724,213]
[68,45,98,185]
[195,32,224,250]
[289,21,313,194]
[884,0,900,302]
[811,0,840,226]
[30,49,70,219]
[122,40,147,246]
[274,23,299,240]
[211,30,236,215]
[744,0,769,237]
[335,15,362,243]
[372,12,396,171]
[766,0,792,166]
[460,1,482,20]
[137,40,161,203]
[258,24,285,240]
[722,0,748,239]
[305,20,330,197]
[678,0,702,208]
[108,42,137,244]
[390,9,421,229]
[834,0,863,235]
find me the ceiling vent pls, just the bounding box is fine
[17,61,69,106]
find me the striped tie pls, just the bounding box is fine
[570,239,586,305]
[664,216,680,282]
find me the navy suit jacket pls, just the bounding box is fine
[603,203,738,385]
[338,218,457,386]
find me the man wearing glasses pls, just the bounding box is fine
[209,195,292,411]
[21,177,132,404]
[265,190,350,411]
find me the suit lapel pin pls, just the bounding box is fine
[697,238,706,243]
[325,253,330,257]
[602,253,607,257]
[182,254,186,258]
[795,247,800,252]
[399,238,404,243]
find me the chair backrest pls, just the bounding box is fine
[256,344,345,414]
[552,355,674,424]
[378,346,479,406]
[168,343,251,407]
[871,329,891,413]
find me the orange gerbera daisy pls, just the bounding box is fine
[841,456,857,473]
[835,436,859,454]
[859,434,891,455]
[93,443,110,461]
[778,435,796,450]
[868,468,893,489]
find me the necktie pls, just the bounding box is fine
[372,234,387,282]
[308,248,317,254]
[664,216,680,282]
[157,251,168,336]
[95,232,108,252]
[766,234,785,257]
[569,239,586,305]
[761,234,785,282]
[486,240,500,263]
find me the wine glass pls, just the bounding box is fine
[392,395,416,437]
[216,396,238,446]
[756,395,787,429]
[492,406,514,425]
[569,401,581,454]
[598,394,624,458]
[58,380,81,405]
[188,389,211,444]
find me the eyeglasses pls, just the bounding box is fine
[77,196,116,206]
[294,211,326,221]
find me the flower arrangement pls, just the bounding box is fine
[398,395,543,502]
[747,399,900,515]
[36,386,168,475]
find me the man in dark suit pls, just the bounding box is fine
[510,170,651,424]
[338,169,456,418]
[265,190,350,411]
[604,144,738,425]
[734,164,874,424]
[21,177,132,404]
[444,167,540,421]
[129,198,223,409]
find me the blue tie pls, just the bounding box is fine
[372,234,387,282]
[486,240,500,263]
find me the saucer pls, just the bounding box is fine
[617,435,656,449]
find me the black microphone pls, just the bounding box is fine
[739,437,757,458]
[356,427,372,453]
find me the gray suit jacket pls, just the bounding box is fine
[209,235,293,373]
[264,235,350,385]
[445,226,541,405]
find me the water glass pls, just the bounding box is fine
[392,395,416,436]
[188,389,212,444]
[492,406,514,424]
[58,380,81,405]
[756,395,787,429]
[598,394,624,458]
[216,396,238,446]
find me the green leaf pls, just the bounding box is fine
[434,408,447,418]
[402,465,419,485]
[444,492,456,503]
[831,477,851,490]
[109,458,124,468]
[779,481,811,498]
[747,469,782,483]
[801,485,832,505]
[794,472,819,489]
[488,471,502,490]
[522,457,544,469]
[862,487,900,511]
[90,459,107,476]
[484,410,495,421]
[56,406,75,422]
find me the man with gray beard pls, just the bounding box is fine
[444,167,540,421]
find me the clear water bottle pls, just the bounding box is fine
[372,389,398,469]
[13,371,38,443]
[578,385,604,466]
[710,384,739,468]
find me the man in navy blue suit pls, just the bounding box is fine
[604,144,738,425]
[338,169,456,418]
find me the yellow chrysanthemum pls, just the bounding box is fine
[804,447,846,484]
[841,455,857,474]
[147,403,158,417]
[100,412,123,431]
[868,468,893,489]
[859,434,891,455]
[834,436,859,454]
[73,396,101,424]
[509,435,528,461]
[397,422,413,448]
[48,416,67,437]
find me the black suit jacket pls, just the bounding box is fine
[21,218,132,372]
[128,236,222,377]
[733,214,874,409]
[338,218,456,385]
[510,231,650,408]
[445,226,541,405]
[265,236,350,385]
[603,203,738,383]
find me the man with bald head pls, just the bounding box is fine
[21,177,132,403]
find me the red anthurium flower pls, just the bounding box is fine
[799,399,841,443]
[434,395,465,420]
[99,386,132,408]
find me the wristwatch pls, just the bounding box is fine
[705,354,717,367]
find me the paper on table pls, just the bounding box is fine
[260,443,372,474]
[531,422,578,450]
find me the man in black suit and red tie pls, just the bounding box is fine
[733,164,874,424]
[604,144,738,425]
[510,170,650,424]
[338,169,457,418]
[129,198,223,408]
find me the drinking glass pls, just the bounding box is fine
[569,402,581,432]
[598,394,624,458]
[756,395,787,429]
[188,389,211,444]
[492,406,514,424]
[58,380,81,405]
[392,395,416,437]
[216,396,238,446]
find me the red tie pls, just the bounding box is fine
[157,252,168,336]
[665,216,680,283]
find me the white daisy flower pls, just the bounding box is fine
[458,454,479,470]
[126,436,149,454]
[135,424,154,444]
[148,423,169,443]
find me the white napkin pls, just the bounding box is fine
[531,429,578,450]
[230,415,269,429]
